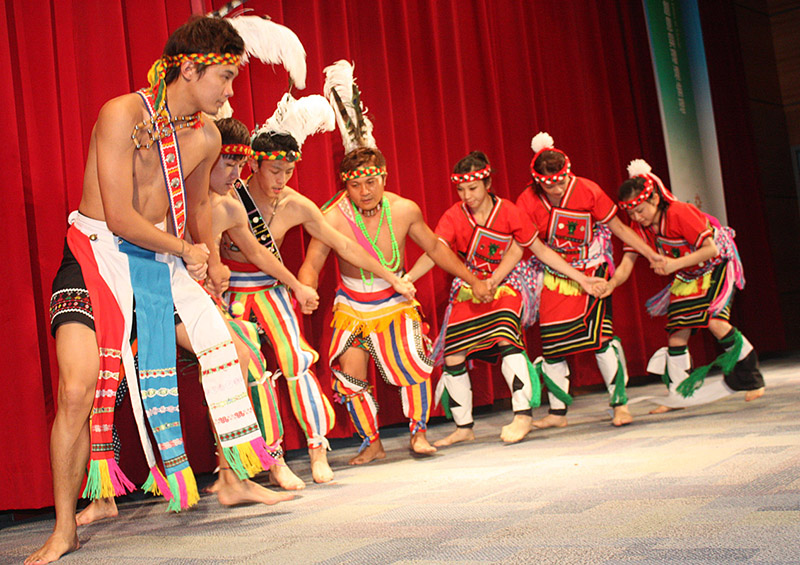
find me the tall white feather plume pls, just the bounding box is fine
[531,132,555,154]
[254,93,335,149]
[228,15,307,89]
[627,159,652,178]
[323,60,376,153]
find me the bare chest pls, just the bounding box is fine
[131,130,204,221]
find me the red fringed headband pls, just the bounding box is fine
[220,144,252,157]
[619,172,679,210]
[147,52,243,115]
[451,164,491,184]
[252,149,301,162]
[530,147,572,186]
[340,166,387,182]
[618,176,655,210]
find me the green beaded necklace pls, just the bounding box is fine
[351,196,401,285]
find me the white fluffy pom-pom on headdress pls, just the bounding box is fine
[254,92,335,150]
[626,158,652,178]
[529,131,572,185]
[531,132,555,154]
[227,15,307,90]
[619,158,677,209]
[323,60,376,154]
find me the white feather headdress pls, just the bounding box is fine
[227,15,307,90]
[531,132,555,154]
[253,93,335,150]
[323,60,376,154]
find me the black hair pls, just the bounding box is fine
[618,177,670,212]
[163,16,244,85]
[453,151,492,187]
[252,131,300,162]
[214,118,250,160]
[339,147,387,178]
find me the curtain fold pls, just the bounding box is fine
[1,0,783,511]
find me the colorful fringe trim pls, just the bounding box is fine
[331,306,419,336]
[543,271,583,296]
[166,466,199,512]
[222,438,277,480]
[677,330,743,398]
[82,458,136,500]
[141,466,171,499]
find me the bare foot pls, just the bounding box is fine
[269,457,306,491]
[612,405,634,427]
[531,414,568,429]
[202,480,220,495]
[25,530,79,564]
[649,405,683,414]
[745,387,765,402]
[215,474,294,506]
[75,497,117,526]
[349,438,387,465]
[409,430,437,455]
[309,447,334,484]
[433,427,475,447]
[501,414,533,443]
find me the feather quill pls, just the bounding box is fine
[254,93,335,149]
[323,60,376,153]
[228,15,307,89]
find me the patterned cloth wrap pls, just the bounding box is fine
[646,223,744,317]
[431,258,541,365]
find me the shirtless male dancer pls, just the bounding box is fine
[207,116,320,490]
[219,119,416,483]
[28,17,288,565]
[299,147,494,465]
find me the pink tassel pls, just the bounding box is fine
[251,437,278,469]
[176,471,189,510]
[646,284,671,316]
[153,466,172,500]
[108,459,136,495]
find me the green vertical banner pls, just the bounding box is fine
[642,0,727,223]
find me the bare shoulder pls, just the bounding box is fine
[96,93,145,135]
[283,188,320,217]
[385,191,422,218]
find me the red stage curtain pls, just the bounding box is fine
[0,0,784,511]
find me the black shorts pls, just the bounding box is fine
[49,238,181,337]
[49,239,94,337]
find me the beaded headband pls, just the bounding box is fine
[146,52,243,116]
[220,144,252,157]
[530,148,572,186]
[341,165,387,182]
[252,149,301,162]
[618,176,655,210]
[451,164,491,184]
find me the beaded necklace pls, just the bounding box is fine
[351,196,401,285]
[132,113,201,150]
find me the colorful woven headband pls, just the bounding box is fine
[451,164,492,184]
[530,148,572,186]
[147,52,243,115]
[220,144,252,157]
[340,166,387,182]
[618,176,655,210]
[252,149,301,162]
